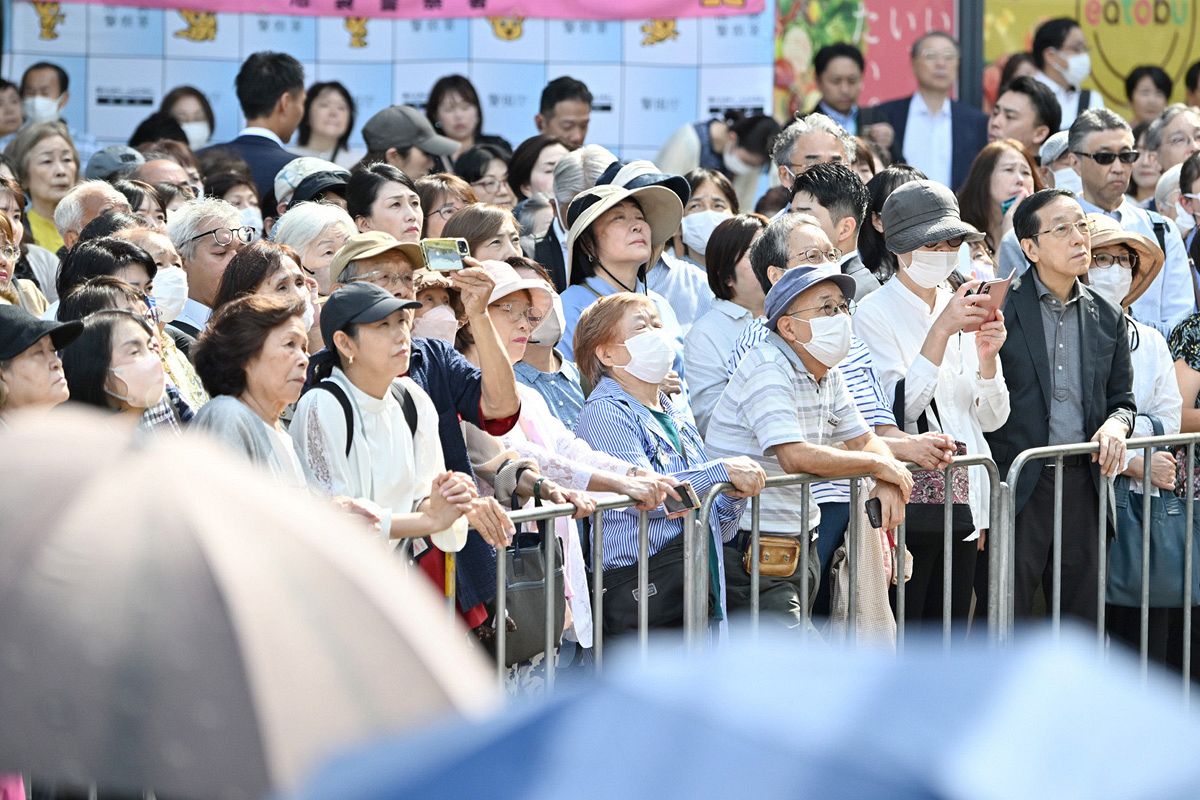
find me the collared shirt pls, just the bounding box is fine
[175,298,212,337]
[513,353,585,431]
[1033,71,1105,131]
[574,376,744,571]
[818,101,859,134]
[839,249,882,299]
[646,250,714,333]
[706,331,869,534]
[1031,269,1086,446]
[685,298,755,436]
[1077,195,1196,337]
[238,126,285,147]
[726,319,895,505]
[902,92,953,188]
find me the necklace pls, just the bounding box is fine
[597,264,637,293]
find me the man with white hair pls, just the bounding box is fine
[530,143,616,290]
[53,179,131,250]
[166,197,249,347]
[770,112,855,191]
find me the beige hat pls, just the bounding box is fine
[477,259,553,323]
[274,157,342,206]
[565,184,683,276]
[1085,213,1164,307]
[330,231,426,285]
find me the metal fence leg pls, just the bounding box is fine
[684,506,698,651]
[637,511,650,660]
[799,485,811,640]
[848,478,859,641]
[896,518,907,652]
[943,465,953,650]
[496,544,507,688]
[1140,448,1153,681]
[1186,442,1195,705]
[544,520,556,693]
[1097,477,1107,654]
[1052,456,1063,635]
[750,496,760,637]
[592,511,604,674]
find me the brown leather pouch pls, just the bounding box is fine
[743,535,802,578]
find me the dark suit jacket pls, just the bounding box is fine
[867,95,988,190]
[200,134,298,202]
[533,224,568,293]
[983,274,1136,514]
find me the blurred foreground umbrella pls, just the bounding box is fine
[0,410,496,799]
[297,626,1200,799]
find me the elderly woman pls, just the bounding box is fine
[166,196,251,345]
[572,291,766,632]
[559,184,688,377]
[211,241,319,356]
[414,173,478,239]
[0,304,79,424]
[271,201,357,295]
[3,121,79,252]
[682,214,767,436]
[442,203,523,263]
[0,213,47,315]
[192,295,311,487]
[0,175,60,303]
[1085,214,1183,659]
[855,180,1010,627]
[347,163,423,244]
[61,308,180,431]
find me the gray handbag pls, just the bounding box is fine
[497,479,565,667]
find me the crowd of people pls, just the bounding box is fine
[4,14,1200,685]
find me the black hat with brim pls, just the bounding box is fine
[0,305,83,360]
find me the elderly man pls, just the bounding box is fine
[165,197,248,348]
[52,180,131,250]
[1071,108,1194,335]
[1145,103,1200,173]
[705,263,913,628]
[132,157,192,190]
[770,112,854,192]
[529,143,616,291]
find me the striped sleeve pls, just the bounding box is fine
[842,337,896,428]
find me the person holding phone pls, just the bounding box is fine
[854,180,1011,628]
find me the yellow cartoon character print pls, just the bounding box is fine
[641,19,679,46]
[32,1,66,41]
[174,10,217,42]
[345,16,368,48]
[487,15,524,41]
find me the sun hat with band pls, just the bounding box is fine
[476,259,553,323]
[330,231,426,286]
[565,184,684,277]
[0,304,83,360]
[882,180,984,254]
[595,159,691,207]
[1084,213,1164,309]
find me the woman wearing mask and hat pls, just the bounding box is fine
[410,267,464,344]
[0,303,79,425]
[1088,213,1184,661]
[854,179,1011,630]
[509,256,585,430]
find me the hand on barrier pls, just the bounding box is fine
[1126,451,1177,491]
[622,473,680,512]
[437,471,479,506]
[538,479,598,520]
[462,497,515,547]
[661,370,683,396]
[723,456,767,499]
[427,474,471,532]
[891,431,956,470]
[871,454,914,501]
[869,482,907,531]
[1091,418,1129,478]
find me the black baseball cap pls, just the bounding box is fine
[288,170,351,210]
[0,305,83,360]
[319,282,421,345]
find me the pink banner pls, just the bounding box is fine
[29,0,763,20]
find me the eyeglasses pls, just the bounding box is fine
[490,301,543,326]
[350,269,413,291]
[186,226,255,246]
[471,176,509,195]
[1092,251,1137,269]
[1072,149,1139,165]
[1167,133,1200,149]
[786,300,855,319]
[1034,219,1094,240]
[428,203,461,220]
[0,244,18,262]
[787,247,842,266]
[918,51,960,64]
[938,236,970,248]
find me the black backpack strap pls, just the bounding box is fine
[1148,211,1168,254]
[313,380,354,457]
[390,380,418,436]
[1077,89,1091,118]
[892,377,935,433]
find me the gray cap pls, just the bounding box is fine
[1039,131,1070,166]
[881,180,984,254]
[362,105,458,156]
[85,146,144,181]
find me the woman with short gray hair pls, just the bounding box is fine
[271,201,356,295]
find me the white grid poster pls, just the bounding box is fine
[2,0,774,161]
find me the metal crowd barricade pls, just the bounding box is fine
[689,455,1003,650]
[1001,432,1200,700]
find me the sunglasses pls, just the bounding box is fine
[1072,149,1140,166]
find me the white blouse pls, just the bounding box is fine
[1127,319,1183,495]
[855,278,1011,533]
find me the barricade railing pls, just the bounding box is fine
[1002,432,1200,700]
[689,455,1003,650]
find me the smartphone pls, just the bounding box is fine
[664,481,701,513]
[420,237,470,272]
[962,276,1012,333]
[865,497,883,529]
[1000,195,1018,215]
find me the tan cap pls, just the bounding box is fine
[330,231,426,285]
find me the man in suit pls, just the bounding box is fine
[866,32,988,191]
[531,143,615,291]
[200,52,305,202]
[985,188,1134,624]
[806,44,866,136]
[788,162,880,299]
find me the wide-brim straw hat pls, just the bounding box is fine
[565,184,684,277]
[1085,213,1164,307]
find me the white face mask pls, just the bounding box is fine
[411,304,459,343]
[619,329,675,384]
[722,147,756,177]
[180,121,211,151]
[529,293,565,346]
[1060,52,1092,88]
[150,266,189,324]
[301,294,315,331]
[681,209,731,256]
[1175,202,1196,236]
[1088,265,1133,308]
[107,350,166,409]
[904,249,960,289]
[21,95,60,124]
[792,312,853,368]
[1052,167,1083,195]
[239,206,264,241]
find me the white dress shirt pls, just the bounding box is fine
[1033,71,1106,131]
[903,93,953,189]
[684,298,755,436]
[239,126,285,146]
[855,276,1011,533]
[1126,319,1182,495]
[175,298,212,335]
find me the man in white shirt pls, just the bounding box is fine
[1070,108,1195,336]
[1031,17,1105,132]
